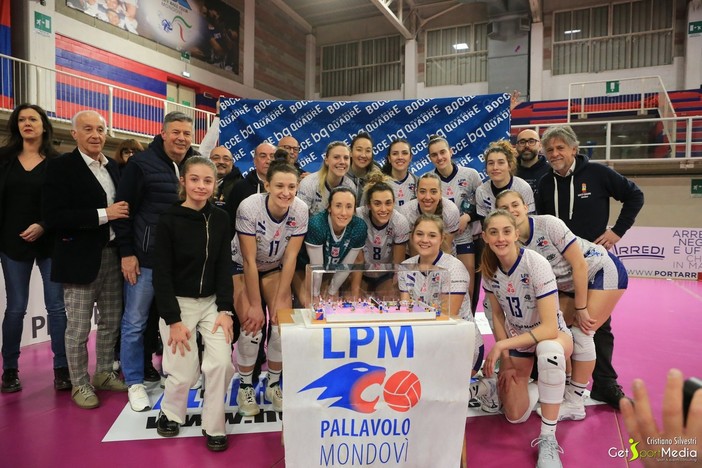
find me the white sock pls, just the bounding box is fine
[267,369,281,387]
[540,416,557,436]
[566,380,588,403]
[239,370,253,387]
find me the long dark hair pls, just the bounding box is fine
[1,103,59,159]
[417,172,443,216]
[381,138,411,176]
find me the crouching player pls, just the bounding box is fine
[472,209,573,467]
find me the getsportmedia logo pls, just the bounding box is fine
[299,362,422,413]
[609,437,698,463]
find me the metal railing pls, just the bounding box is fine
[512,115,702,161]
[567,76,676,128]
[0,53,216,144]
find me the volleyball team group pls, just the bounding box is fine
[183,124,631,466]
[6,103,694,467]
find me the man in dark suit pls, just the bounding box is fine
[43,110,130,409]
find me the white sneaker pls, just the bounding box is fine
[128,384,151,412]
[191,373,203,390]
[478,377,500,413]
[265,384,283,412]
[536,399,586,421]
[531,434,564,468]
[557,399,586,421]
[237,386,260,416]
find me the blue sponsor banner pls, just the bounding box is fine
[218,95,512,179]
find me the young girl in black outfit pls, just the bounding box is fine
[153,156,235,452]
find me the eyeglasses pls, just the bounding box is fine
[210,155,233,163]
[281,145,301,153]
[516,138,539,147]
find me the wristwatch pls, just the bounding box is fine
[220,310,234,317]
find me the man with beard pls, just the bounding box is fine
[210,145,241,208]
[515,129,551,197]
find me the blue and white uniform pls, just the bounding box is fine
[482,248,571,354]
[390,172,417,209]
[356,206,410,278]
[297,171,357,216]
[523,215,627,292]
[400,251,483,370]
[476,176,535,218]
[436,165,482,253]
[400,197,461,253]
[232,193,308,273]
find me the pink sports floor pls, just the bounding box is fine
[0,278,700,467]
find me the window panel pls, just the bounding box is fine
[591,6,609,37]
[652,0,673,30]
[612,4,630,35]
[475,23,487,51]
[552,1,673,76]
[554,11,571,42]
[425,24,488,86]
[320,35,403,97]
[572,9,590,38]
[631,0,648,33]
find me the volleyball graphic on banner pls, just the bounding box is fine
[383,370,422,412]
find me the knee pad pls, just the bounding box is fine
[267,326,282,363]
[505,382,539,424]
[236,330,263,367]
[571,327,596,361]
[536,340,566,405]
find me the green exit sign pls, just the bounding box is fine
[34,11,51,34]
[689,21,702,37]
[606,81,620,94]
[181,51,191,63]
[692,178,702,197]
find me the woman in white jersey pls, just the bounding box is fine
[381,138,417,209]
[347,132,382,206]
[297,141,356,216]
[352,173,410,295]
[400,172,460,256]
[496,189,628,422]
[399,214,484,375]
[231,160,308,417]
[474,140,536,325]
[474,209,573,468]
[428,134,483,302]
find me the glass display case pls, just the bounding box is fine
[304,263,451,323]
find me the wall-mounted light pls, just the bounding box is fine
[453,43,469,51]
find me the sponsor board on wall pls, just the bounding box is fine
[218,95,511,176]
[66,0,239,72]
[612,227,702,280]
[281,319,475,468]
